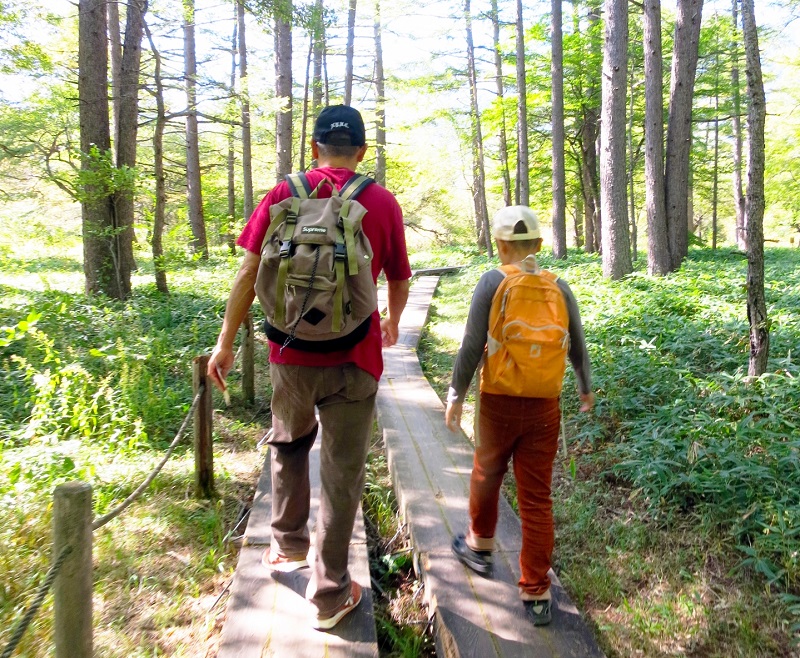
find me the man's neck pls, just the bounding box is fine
[316,157,359,170]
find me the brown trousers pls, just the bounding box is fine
[469,392,561,597]
[268,363,378,615]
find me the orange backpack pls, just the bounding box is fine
[480,263,570,399]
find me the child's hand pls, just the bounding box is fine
[579,392,595,412]
[445,401,463,432]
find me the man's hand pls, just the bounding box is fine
[208,345,234,392]
[579,391,595,412]
[445,400,463,432]
[380,317,400,347]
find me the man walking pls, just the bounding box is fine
[209,105,411,629]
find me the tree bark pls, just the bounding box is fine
[275,5,293,180]
[79,0,125,298]
[491,0,511,207]
[579,0,601,253]
[144,20,168,293]
[741,0,769,377]
[301,32,312,172]
[731,0,746,250]
[551,0,567,258]
[238,1,254,221]
[114,0,146,289]
[374,0,387,186]
[644,0,671,275]
[108,0,122,153]
[227,8,238,253]
[183,0,208,258]
[312,0,325,117]
[465,0,492,256]
[344,0,356,106]
[627,62,637,262]
[600,0,632,279]
[665,0,704,270]
[515,0,529,206]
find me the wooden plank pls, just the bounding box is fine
[376,276,604,658]
[218,429,378,658]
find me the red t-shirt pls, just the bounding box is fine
[237,167,412,381]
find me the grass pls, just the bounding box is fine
[0,209,434,656]
[3,204,799,656]
[0,210,270,655]
[418,246,800,656]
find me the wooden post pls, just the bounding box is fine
[193,355,215,498]
[242,311,255,405]
[53,482,92,658]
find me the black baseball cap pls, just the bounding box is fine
[312,105,366,146]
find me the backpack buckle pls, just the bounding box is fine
[334,243,347,261]
[279,240,292,258]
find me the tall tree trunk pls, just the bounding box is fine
[144,21,169,293]
[712,46,720,251]
[183,0,208,258]
[579,0,601,253]
[741,0,768,377]
[238,1,254,221]
[465,0,492,256]
[551,0,567,258]
[515,0,529,206]
[114,0,146,288]
[312,0,325,117]
[600,0,632,279]
[665,0,704,270]
[275,6,293,180]
[301,33,312,171]
[108,0,122,154]
[344,0,356,105]
[644,0,671,275]
[227,9,238,254]
[491,0,511,206]
[79,0,123,297]
[731,0,746,250]
[374,0,387,186]
[627,62,637,262]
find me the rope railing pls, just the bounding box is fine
[0,546,73,658]
[1,352,221,658]
[92,388,203,531]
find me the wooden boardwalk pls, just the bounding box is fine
[376,276,604,658]
[216,434,378,657]
[217,273,603,657]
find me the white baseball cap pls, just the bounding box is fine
[492,205,541,241]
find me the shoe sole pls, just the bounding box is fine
[451,536,493,576]
[262,550,309,573]
[314,583,362,630]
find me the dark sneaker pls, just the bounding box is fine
[524,598,552,626]
[313,581,362,630]
[451,533,493,576]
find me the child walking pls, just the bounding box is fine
[445,205,594,626]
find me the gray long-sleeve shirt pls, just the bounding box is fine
[447,262,592,404]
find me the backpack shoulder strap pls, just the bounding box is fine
[339,174,374,201]
[285,172,313,199]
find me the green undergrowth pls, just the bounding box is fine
[0,238,270,655]
[418,246,800,656]
[363,431,436,657]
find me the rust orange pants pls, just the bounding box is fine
[469,392,561,597]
